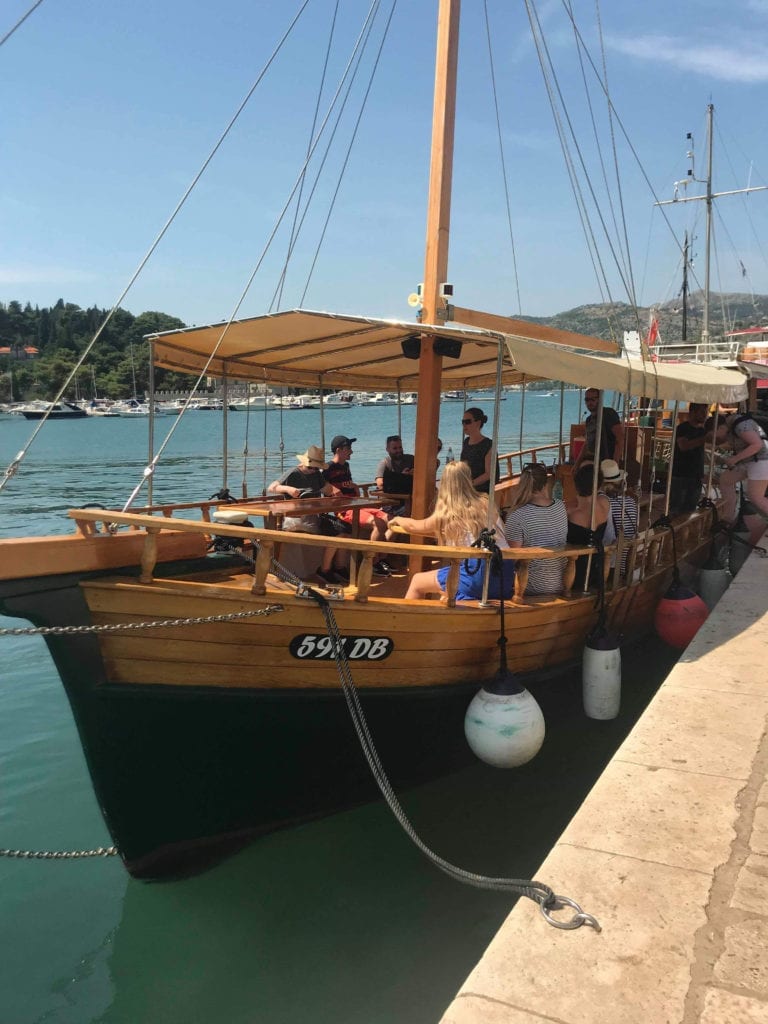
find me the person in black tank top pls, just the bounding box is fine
[459,407,499,493]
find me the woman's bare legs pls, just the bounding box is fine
[745,478,768,545]
[405,569,441,600]
[718,466,744,522]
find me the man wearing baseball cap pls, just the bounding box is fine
[324,436,394,576]
[267,443,349,585]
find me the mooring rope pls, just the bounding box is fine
[300,581,600,931]
[1,548,600,928]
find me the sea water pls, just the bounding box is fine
[0,398,677,1024]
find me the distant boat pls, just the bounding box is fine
[21,401,88,420]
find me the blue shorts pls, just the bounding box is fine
[435,558,515,601]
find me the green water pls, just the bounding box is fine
[0,402,677,1023]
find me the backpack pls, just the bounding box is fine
[729,413,768,440]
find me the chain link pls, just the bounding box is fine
[0,605,285,637]
[0,846,119,860]
[1,599,285,860]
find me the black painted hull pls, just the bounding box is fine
[2,566,480,879]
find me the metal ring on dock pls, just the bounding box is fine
[539,894,602,932]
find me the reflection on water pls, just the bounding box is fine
[0,400,677,1023]
[0,628,677,1024]
[0,394,582,536]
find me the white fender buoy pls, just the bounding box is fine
[698,554,731,610]
[464,671,545,768]
[582,633,621,720]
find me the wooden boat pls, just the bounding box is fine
[0,3,748,880]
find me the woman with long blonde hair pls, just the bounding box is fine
[389,461,514,600]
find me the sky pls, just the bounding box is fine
[1,0,768,329]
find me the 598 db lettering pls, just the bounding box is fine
[289,634,394,661]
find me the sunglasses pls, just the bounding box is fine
[461,418,475,425]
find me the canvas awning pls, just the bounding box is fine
[149,309,536,390]
[148,308,748,403]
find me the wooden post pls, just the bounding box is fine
[409,0,460,575]
[139,528,160,584]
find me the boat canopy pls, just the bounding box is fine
[148,308,748,403]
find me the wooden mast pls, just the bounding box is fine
[410,0,460,523]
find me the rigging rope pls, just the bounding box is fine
[271,0,341,312]
[482,0,522,316]
[305,585,600,930]
[274,0,385,309]
[122,2,385,511]
[0,0,45,48]
[1,534,598,927]
[300,0,398,305]
[0,0,313,499]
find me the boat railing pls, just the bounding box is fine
[496,443,569,480]
[66,502,713,608]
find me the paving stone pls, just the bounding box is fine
[559,760,740,873]
[731,854,768,915]
[447,845,710,1024]
[441,996,548,1024]
[714,919,768,994]
[700,988,768,1023]
[616,686,768,780]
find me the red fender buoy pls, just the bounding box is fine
[655,582,709,649]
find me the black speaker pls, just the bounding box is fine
[433,336,463,359]
[401,335,422,359]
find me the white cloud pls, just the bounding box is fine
[607,33,768,83]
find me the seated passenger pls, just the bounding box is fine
[267,445,348,585]
[325,434,394,576]
[388,461,514,600]
[375,434,414,515]
[503,463,568,595]
[567,463,610,591]
[600,459,638,579]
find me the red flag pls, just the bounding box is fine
[646,318,659,346]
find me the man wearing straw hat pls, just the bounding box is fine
[268,444,349,585]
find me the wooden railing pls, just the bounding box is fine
[66,502,715,609]
[495,442,569,480]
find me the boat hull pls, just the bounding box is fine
[0,518,711,879]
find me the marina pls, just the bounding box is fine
[0,413,683,1020]
[2,0,768,1020]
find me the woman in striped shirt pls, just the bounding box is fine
[504,463,568,595]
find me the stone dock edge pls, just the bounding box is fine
[440,550,768,1024]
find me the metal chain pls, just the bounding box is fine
[0,846,118,860]
[1,551,600,927]
[0,605,284,637]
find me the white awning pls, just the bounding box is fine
[148,308,748,403]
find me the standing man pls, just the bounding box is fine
[581,385,626,462]
[670,402,709,513]
[576,389,624,468]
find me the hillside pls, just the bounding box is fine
[523,291,768,343]
[2,292,767,402]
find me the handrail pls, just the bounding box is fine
[66,506,634,607]
[67,499,715,606]
[495,442,568,479]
